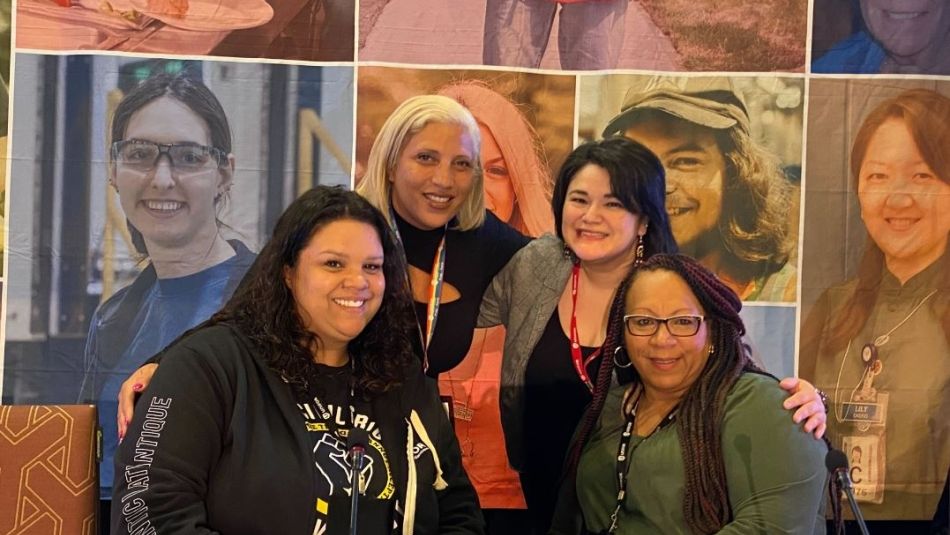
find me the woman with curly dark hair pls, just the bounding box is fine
[551,253,828,534]
[111,185,483,535]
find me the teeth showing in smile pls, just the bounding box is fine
[425,194,451,204]
[334,299,365,308]
[885,10,925,20]
[667,207,691,216]
[886,218,917,230]
[579,230,606,239]
[145,200,184,211]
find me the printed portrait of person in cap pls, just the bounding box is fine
[587,75,800,302]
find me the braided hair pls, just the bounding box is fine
[645,254,758,533]
[571,253,762,534]
[561,275,631,484]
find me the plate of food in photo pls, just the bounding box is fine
[130,0,273,31]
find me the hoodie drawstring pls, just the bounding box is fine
[410,410,447,490]
[401,409,449,534]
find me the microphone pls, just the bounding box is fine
[346,428,370,535]
[825,448,870,535]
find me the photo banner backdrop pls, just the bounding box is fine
[0,0,946,527]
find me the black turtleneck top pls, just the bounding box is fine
[393,209,529,376]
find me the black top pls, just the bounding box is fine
[295,364,393,534]
[394,210,529,376]
[112,324,484,535]
[522,310,600,534]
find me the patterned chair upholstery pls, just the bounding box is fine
[0,405,99,535]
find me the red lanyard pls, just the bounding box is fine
[569,263,602,393]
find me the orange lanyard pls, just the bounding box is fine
[389,208,447,373]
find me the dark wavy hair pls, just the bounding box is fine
[824,88,950,353]
[567,253,762,534]
[551,136,679,258]
[208,186,417,398]
[715,123,794,281]
[625,109,794,284]
[110,71,233,256]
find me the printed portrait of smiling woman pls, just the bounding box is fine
[438,80,555,237]
[113,97,234,266]
[78,72,256,510]
[801,88,950,524]
[813,0,950,74]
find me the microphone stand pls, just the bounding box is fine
[834,467,870,535]
[349,443,365,535]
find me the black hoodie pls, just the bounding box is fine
[112,323,484,535]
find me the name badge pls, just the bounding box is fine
[840,401,884,424]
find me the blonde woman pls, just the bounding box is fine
[356,95,531,376]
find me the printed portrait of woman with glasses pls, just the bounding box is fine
[76,71,258,507]
[1,55,356,528]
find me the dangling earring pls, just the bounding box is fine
[708,345,715,356]
[634,233,645,267]
[563,244,578,263]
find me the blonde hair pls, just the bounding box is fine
[357,95,485,230]
[438,81,554,237]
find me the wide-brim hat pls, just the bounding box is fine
[602,76,751,137]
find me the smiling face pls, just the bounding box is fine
[479,123,516,223]
[389,122,478,230]
[860,0,950,59]
[561,163,646,268]
[624,118,725,255]
[625,269,711,399]
[284,219,386,355]
[113,96,232,253]
[857,118,950,277]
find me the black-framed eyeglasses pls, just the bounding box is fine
[623,314,705,337]
[111,139,226,174]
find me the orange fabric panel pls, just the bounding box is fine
[0,405,99,535]
[440,327,527,509]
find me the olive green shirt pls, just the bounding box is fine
[572,373,826,534]
[800,257,950,520]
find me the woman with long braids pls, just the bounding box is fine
[478,137,828,534]
[551,253,828,534]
